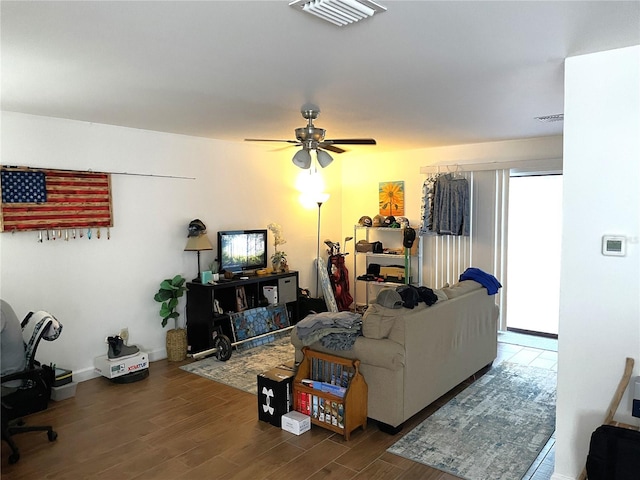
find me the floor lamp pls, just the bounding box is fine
[315,193,330,297]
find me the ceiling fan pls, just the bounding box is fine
[245,105,377,169]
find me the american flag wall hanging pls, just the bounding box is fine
[1,166,113,232]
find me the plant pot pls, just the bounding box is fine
[166,328,187,362]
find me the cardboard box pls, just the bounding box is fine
[51,381,77,401]
[281,410,311,435]
[380,265,405,282]
[94,353,149,379]
[355,240,373,253]
[276,360,297,373]
[257,366,295,427]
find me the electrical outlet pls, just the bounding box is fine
[119,327,129,344]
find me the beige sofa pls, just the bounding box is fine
[290,280,499,430]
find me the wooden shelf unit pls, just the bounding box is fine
[293,347,368,440]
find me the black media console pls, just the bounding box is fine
[185,271,299,357]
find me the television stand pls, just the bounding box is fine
[185,271,299,358]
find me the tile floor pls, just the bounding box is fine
[496,333,558,480]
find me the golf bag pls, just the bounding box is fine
[328,253,352,311]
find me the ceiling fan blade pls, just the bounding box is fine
[319,144,346,154]
[244,138,299,144]
[269,145,299,152]
[323,138,377,145]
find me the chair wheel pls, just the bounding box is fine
[48,430,58,442]
[8,452,20,464]
[213,334,232,361]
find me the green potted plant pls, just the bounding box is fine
[154,274,188,361]
[268,223,288,272]
[271,251,288,273]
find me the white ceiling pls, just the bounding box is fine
[2,1,639,154]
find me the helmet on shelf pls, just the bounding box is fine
[396,216,409,228]
[358,216,373,227]
[383,215,399,227]
[187,219,207,237]
[372,215,385,227]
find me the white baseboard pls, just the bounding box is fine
[71,347,167,383]
[551,473,575,480]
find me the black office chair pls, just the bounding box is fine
[1,300,63,464]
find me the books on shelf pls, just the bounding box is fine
[300,379,346,397]
[296,391,344,428]
[310,358,355,387]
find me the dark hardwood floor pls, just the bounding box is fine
[1,340,556,479]
[1,360,466,479]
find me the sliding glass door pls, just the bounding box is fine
[505,174,562,336]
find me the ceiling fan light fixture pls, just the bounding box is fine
[247,105,377,169]
[316,149,333,168]
[290,0,386,27]
[292,149,312,169]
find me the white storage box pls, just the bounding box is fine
[281,410,311,435]
[94,352,148,379]
[51,381,77,401]
[263,286,278,305]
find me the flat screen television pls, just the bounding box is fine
[217,229,268,274]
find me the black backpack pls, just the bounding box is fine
[586,424,640,480]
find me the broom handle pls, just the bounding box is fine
[578,357,635,480]
[603,357,635,424]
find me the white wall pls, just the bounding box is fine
[0,112,343,380]
[554,45,640,480]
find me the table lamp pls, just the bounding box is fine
[184,234,213,282]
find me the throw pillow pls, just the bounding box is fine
[362,303,405,339]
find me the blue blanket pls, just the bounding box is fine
[459,267,502,295]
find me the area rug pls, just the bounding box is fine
[387,362,556,480]
[180,334,295,395]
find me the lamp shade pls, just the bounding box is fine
[316,149,333,168]
[292,149,312,169]
[184,234,213,251]
[315,192,330,204]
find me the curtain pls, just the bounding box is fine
[420,173,469,237]
[420,169,509,329]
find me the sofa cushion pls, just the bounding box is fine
[362,303,405,339]
[442,280,482,299]
[433,288,448,303]
[353,336,405,370]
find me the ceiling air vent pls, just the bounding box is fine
[535,114,564,123]
[290,0,387,27]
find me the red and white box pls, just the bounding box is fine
[94,352,149,379]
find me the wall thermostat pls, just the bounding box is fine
[602,235,626,256]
